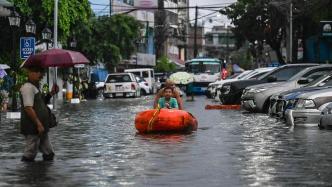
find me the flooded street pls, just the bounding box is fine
[1,96,332,186]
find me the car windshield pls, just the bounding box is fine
[187,61,221,74]
[307,74,332,87]
[106,74,133,83]
[260,66,312,81]
[250,71,269,79]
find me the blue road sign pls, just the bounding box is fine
[20,37,35,59]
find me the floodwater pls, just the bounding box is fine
[1,96,332,186]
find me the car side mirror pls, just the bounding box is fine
[297,78,309,85]
[267,76,277,82]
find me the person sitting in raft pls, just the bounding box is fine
[154,79,183,110]
[158,86,179,109]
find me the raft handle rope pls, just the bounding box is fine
[148,104,161,132]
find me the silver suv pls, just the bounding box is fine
[241,65,332,113]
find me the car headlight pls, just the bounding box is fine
[244,88,267,94]
[242,88,250,95]
[296,99,315,109]
[222,85,231,94]
[253,88,267,93]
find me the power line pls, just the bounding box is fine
[90,2,228,10]
[188,11,218,22]
[95,4,110,15]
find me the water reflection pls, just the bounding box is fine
[1,96,332,186]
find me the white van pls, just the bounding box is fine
[124,68,155,93]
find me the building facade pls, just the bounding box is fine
[112,0,156,68]
[187,24,204,60]
[204,25,236,62]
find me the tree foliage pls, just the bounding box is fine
[0,0,91,66]
[155,56,176,72]
[74,15,142,71]
[10,0,92,42]
[221,0,332,64]
[221,0,287,64]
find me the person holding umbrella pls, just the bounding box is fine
[20,66,59,162]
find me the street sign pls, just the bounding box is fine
[20,37,35,59]
[320,21,332,37]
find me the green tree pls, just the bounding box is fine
[221,0,287,64]
[74,15,142,71]
[0,0,92,66]
[221,0,332,64]
[155,56,176,72]
[10,0,92,42]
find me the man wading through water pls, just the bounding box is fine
[20,66,59,162]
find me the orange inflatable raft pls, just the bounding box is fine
[135,109,198,134]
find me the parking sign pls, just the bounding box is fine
[20,37,35,59]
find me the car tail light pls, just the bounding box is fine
[131,83,136,90]
[144,82,148,86]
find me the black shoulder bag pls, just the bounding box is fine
[29,82,58,128]
[47,107,58,128]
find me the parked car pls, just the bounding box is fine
[103,73,141,98]
[206,70,253,98]
[318,103,332,129]
[241,65,332,113]
[285,88,332,127]
[135,76,150,95]
[269,72,332,118]
[218,64,317,105]
[213,67,275,102]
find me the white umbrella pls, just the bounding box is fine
[0,64,10,69]
[0,69,7,78]
[170,72,194,85]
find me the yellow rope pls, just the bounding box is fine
[147,104,161,132]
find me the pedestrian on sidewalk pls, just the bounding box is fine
[19,66,59,162]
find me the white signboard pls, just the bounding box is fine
[137,53,156,66]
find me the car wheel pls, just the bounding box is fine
[262,99,271,113]
[98,89,104,97]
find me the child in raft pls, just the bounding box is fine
[158,86,179,109]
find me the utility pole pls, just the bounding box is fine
[194,6,198,58]
[185,0,190,60]
[289,2,293,63]
[226,24,229,64]
[155,0,165,59]
[53,0,58,110]
[110,0,113,16]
